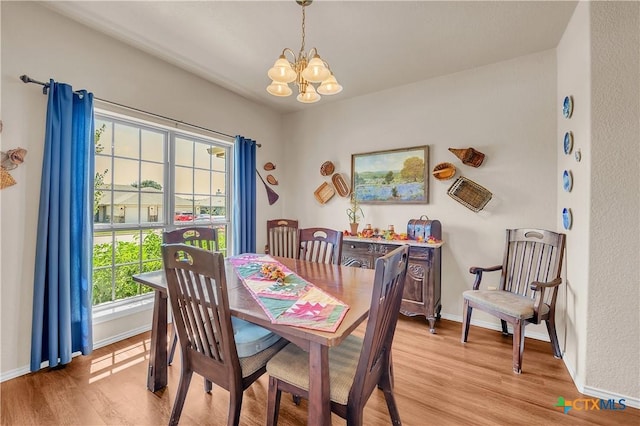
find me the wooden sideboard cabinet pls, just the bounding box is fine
[341,237,442,333]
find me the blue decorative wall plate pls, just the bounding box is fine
[562,170,573,192]
[563,131,573,155]
[562,208,572,230]
[563,96,573,118]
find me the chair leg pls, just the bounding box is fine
[546,318,562,359]
[512,320,525,374]
[346,407,365,426]
[501,320,509,336]
[461,300,473,343]
[168,327,178,366]
[266,376,282,426]
[227,387,243,426]
[169,369,193,426]
[380,362,401,426]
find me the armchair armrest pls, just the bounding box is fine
[531,277,562,320]
[468,265,502,290]
[530,277,562,291]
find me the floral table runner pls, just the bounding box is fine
[228,254,349,332]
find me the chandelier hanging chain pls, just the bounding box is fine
[300,5,306,54]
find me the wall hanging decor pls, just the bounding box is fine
[256,169,280,205]
[562,170,573,192]
[562,207,572,230]
[263,162,276,171]
[563,95,573,118]
[0,147,28,190]
[0,167,16,189]
[563,131,573,155]
[266,174,278,185]
[314,181,335,204]
[446,176,492,212]
[432,162,456,180]
[574,149,582,162]
[332,173,350,197]
[320,160,335,176]
[351,145,429,204]
[448,147,485,167]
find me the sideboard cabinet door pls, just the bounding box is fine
[341,239,442,333]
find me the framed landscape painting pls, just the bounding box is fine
[351,145,429,204]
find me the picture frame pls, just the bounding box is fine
[351,145,429,204]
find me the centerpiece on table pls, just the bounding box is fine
[260,263,286,283]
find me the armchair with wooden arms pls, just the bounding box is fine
[461,228,566,374]
[265,219,299,258]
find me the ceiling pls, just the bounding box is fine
[45,1,578,114]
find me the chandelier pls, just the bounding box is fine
[266,0,342,104]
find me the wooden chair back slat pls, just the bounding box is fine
[266,219,299,258]
[164,227,219,252]
[502,230,564,298]
[163,245,234,367]
[298,227,343,265]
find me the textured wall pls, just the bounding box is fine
[587,1,640,399]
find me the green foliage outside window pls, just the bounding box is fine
[92,232,162,305]
[92,227,227,305]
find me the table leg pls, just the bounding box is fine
[147,289,168,392]
[307,343,331,426]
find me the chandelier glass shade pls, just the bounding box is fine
[266,0,342,104]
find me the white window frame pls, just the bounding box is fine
[92,108,234,321]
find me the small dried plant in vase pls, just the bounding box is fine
[346,196,364,236]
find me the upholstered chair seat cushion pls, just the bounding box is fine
[239,337,287,378]
[462,290,550,320]
[267,335,363,405]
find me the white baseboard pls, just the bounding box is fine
[0,324,152,384]
[440,313,551,342]
[444,314,639,409]
[562,359,640,409]
[92,324,152,350]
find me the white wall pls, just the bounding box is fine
[586,1,639,399]
[281,50,559,335]
[556,0,592,395]
[557,1,640,402]
[0,2,284,379]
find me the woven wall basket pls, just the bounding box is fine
[0,167,16,189]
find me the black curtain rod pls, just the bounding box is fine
[19,74,261,147]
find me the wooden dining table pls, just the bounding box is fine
[133,256,375,426]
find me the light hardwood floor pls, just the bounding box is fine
[2,318,638,425]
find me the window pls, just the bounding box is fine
[93,111,231,307]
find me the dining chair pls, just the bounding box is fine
[461,228,566,373]
[163,227,219,366]
[265,244,410,426]
[162,243,287,426]
[265,219,299,258]
[298,227,343,265]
